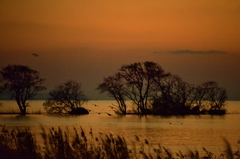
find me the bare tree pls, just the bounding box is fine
[204,81,227,111]
[97,73,127,114]
[98,61,167,114]
[43,80,88,114]
[189,81,227,114]
[0,64,46,115]
[152,74,194,115]
[98,61,228,115]
[193,82,211,110]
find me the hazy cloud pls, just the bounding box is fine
[153,51,160,54]
[171,50,228,55]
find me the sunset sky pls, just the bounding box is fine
[1,0,240,100]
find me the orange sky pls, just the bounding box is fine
[1,0,240,100]
[1,0,240,52]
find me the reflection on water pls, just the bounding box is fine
[0,114,240,153]
[0,100,240,153]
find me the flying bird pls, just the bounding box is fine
[108,106,114,109]
[32,53,39,57]
[89,110,113,116]
[106,113,113,116]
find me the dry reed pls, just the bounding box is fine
[0,125,239,159]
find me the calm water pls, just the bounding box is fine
[0,100,240,153]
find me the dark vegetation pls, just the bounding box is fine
[0,125,239,159]
[43,80,88,115]
[97,61,227,115]
[0,65,46,115]
[0,62,227,115]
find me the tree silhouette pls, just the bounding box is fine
[193,82,211,111]
[98,61,167,114]
[0,64,46,115]
[176,81,227,114]
[119,62,167,114]
[203,81,227,111]
[43,80,88,114]
[97,73,127,114]
[152,74,194,115]
[98,61,228,115]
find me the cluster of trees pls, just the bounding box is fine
[43,80,88,114]
[0,65,87,115]
[0,62,227,115]
[97,61,227,115]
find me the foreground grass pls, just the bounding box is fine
[0,125,239,159]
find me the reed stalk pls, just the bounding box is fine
[0,125,239,159]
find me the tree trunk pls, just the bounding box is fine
[16,99,27,115]
[22,106,27,115]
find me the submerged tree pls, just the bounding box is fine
[0,64,46,115]
[98,61,228,115]
[43,80,88,114]
[152,74,194,115]
[97,73,127,114]
[119,61,167,114]
[98,61,168,114]
[203,81,227,111]
[185,81,227,114]
[192,82,212,111]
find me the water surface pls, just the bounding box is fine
[0,100,240,153]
